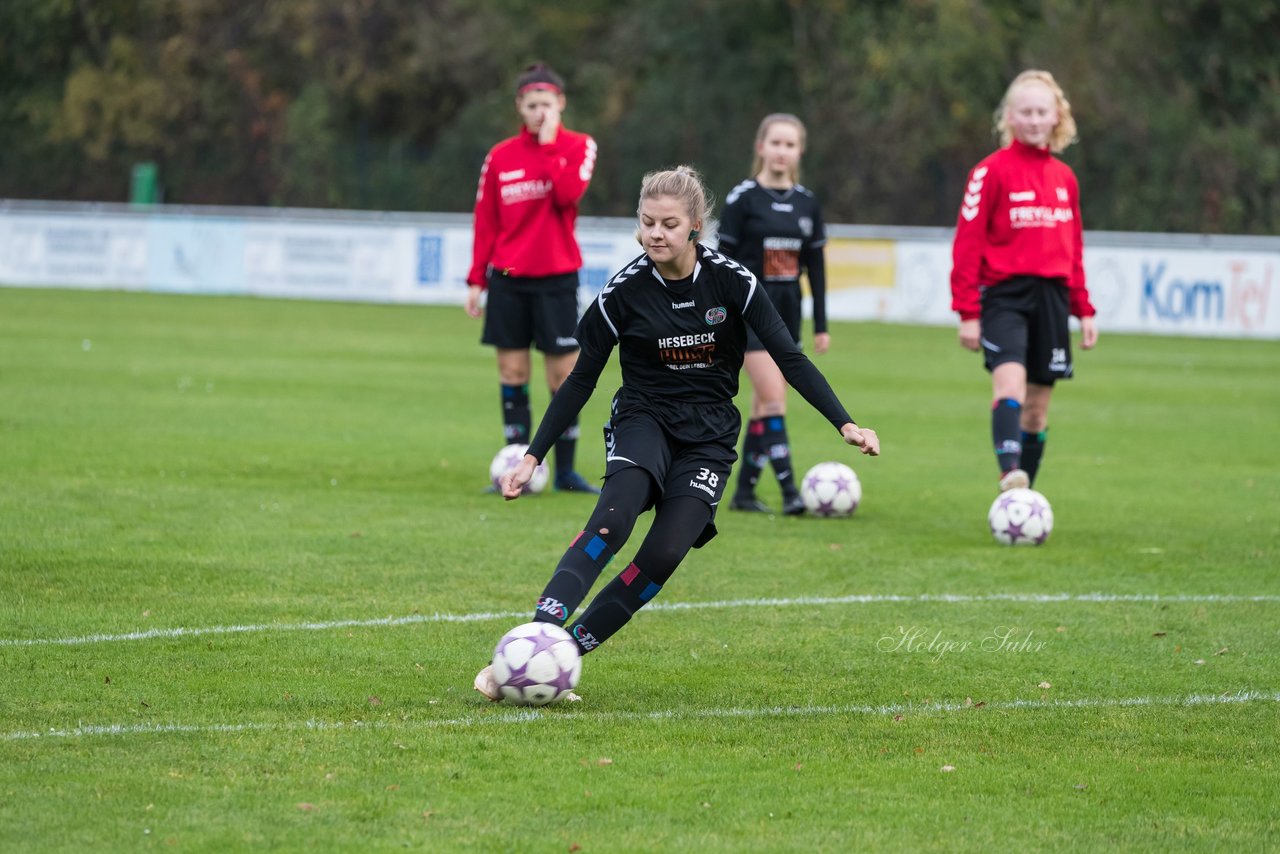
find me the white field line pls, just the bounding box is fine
[4,592,1279,649]
[3,690,1276,743]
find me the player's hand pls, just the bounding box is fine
[501,455,539,500]
[1080,315,1099,350]
[465,285,484,319]
[958,318,981,351]
[814,332,830,355]
[841,423,879,456]
[538,103,561,145]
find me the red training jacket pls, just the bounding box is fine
[467,125,598,287]
[950,139,1095,320]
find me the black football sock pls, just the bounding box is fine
[1021,428,1048,486]
[567,496,709,654]
[533,467,652,625]
[533,530,616,625]
[551,391,580,477]
[992,398,1023,474]
[566,562,662,653]
[734,418,767,498]
[764,415,799,499]
[501,383,531,445]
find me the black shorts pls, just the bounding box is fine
[481,271,581,354]
[745,282,802,351]
[601,394,741,548]
[980,276,1073,385]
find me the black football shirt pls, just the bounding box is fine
[717,181,829,333]
[526,244,853,462]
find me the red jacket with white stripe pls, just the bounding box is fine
[467,126,598,287]
[949,139,1095,320]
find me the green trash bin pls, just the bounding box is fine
[130,162,159,205]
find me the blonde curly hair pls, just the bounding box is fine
[995,70,1078,153]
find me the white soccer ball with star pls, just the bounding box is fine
[988,487,1054,546]
[489,443,549,494]
[491,622,582,706]
[800,461,862,518]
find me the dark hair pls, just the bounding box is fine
[515,63,565,95]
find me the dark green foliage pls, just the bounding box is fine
[1,0,1276,232]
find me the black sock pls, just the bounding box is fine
[764,415,798,499]
[567,562,662,653]
[532,468,652,625]
[1021,428,1048,486]
[501,383,531,445]
[533,530,616,625]
[992,398,1023,474]
[735,418,767,498]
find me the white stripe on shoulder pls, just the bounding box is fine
[595,287,619,339]
[702,249,759,307]
[725,179,757,206]
[596,254,648,340]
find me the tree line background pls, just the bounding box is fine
[2,0,1276,234]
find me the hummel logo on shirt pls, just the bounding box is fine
[961,166,988,221]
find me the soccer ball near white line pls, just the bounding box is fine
[800,461,862,518]
[491,622,582,706]
[489,443,549,494]
[988,488,1054,546]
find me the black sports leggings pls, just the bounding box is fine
[585,467,713,585]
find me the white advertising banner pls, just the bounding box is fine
[148,216,246,294]
[1,204,1276,338]
[241,221,409,301]
[852,241,1278,338]
[0,214,148,289]
[1086,247,1275,338]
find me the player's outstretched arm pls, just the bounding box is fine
[841,423,880,456]
[501,454,539,500]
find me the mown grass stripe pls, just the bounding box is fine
[5,690,1275,742]
[4,592,1278,648]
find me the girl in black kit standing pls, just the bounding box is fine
[718,114,830,515]
[475,166,879,700]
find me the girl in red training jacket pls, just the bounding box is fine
[466,63,601,494]
[950,69,1098,493]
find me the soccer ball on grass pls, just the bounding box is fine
[987,488,1054,546]
[491,622,582,706]
[800,461,862,518]
[489,443,549,494]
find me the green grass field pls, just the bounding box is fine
[1,286,1277,851]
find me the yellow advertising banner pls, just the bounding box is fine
[811,237,896,294]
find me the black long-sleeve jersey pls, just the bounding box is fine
[526,244,854,463]
[717,180,830,334]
